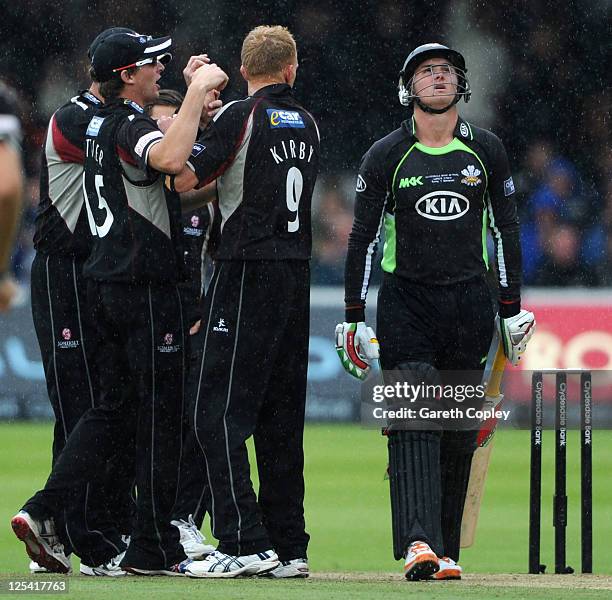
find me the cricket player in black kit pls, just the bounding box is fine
[336,44,535,580]
[146,89,217,559]
[12,31,228,576]
[28,28,138,577]
[172,25,319,579]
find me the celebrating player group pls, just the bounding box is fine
[9,23,534,582]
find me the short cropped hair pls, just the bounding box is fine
[241,25,297,78]
[144,89,184,115]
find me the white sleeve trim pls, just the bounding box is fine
[135,130,164,158]
[143,138,163,166]
[487,197,508,287]
[360,211,385,301]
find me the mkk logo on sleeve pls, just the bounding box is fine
[267,109,305,129]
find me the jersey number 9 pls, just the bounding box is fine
[286,166,303,233]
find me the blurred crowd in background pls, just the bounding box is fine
[1,0,610,287]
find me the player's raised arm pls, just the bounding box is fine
[0,82,23,312]
[147,63,227,173]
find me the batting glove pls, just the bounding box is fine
[335,322,379,381]
[499,309,536,366]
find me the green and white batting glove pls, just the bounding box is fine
[499,309,536,366]
[335,322,380,381]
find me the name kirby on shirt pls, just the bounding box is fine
[269,139,315,165]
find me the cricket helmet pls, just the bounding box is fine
[398,43,471,114]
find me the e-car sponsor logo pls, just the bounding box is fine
[399,176,423,188]
[86,116,105,137]
[504,176,515,196]
[356,174,367,192]
[123,99,144,113]
[415,191,470,221]
[266,109,305,129]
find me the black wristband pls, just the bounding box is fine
[345,305,365,323]
[499,298,521,318]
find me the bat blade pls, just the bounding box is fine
[460,317,507,548]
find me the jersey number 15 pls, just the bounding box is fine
[83,174,114,238]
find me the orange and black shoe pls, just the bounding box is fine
[403,541,439,581]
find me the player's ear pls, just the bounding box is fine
[120,70,132,85]
[240,65,248,82]
[283,62,297,86]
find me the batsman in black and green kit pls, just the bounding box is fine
[336,43,535,580]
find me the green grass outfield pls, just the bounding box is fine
[1,423,611,599]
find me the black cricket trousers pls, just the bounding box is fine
[25,279,187,569]
[194,260,310,560]
[30,253,130,565]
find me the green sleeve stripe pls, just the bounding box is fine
[381,213,396,273]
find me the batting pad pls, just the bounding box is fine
[387,430,443,560]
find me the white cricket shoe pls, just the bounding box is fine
[432,556,462,580]
[403,541,439,581]
[170,514,215,559]
[186,549,279,578]
[260,557,309,578]
[80,550,127,576]
[29,561,49,574]
[11,511,71,574]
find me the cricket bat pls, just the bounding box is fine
[460,317,507,548]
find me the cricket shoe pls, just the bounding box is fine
[80,551,127,577]
[29,561,49,574]
[171,514,215,559]
[403,541,439,581]
[185,549,279,578]
[259,558,309,578]
[122,558,193,577]
[11,511,71,574]
[432,556,462,580]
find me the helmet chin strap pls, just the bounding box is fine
[415,94,460,114]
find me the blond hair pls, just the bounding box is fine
[241,25,297,78]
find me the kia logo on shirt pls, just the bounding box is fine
[415,191,470,221]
